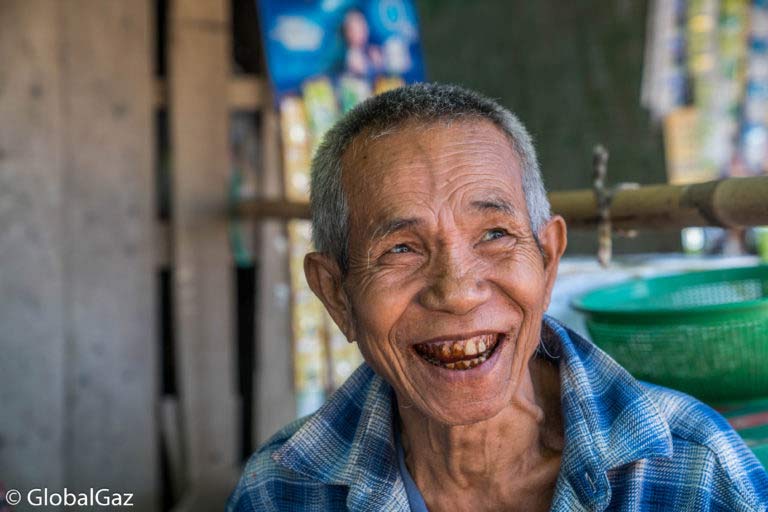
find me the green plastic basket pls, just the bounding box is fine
[572,265,768,403]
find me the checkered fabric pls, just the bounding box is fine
[227,316,768,511]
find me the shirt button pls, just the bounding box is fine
[583,471,597,494]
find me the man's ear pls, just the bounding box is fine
[538,215,568,310]
[304,252,356,342]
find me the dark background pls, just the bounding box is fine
[416,0,680,254]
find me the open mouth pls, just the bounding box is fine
[413,333,504,371]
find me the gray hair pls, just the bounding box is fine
[310,82,551,270]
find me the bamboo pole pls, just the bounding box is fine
[154,76,267,110]
[238,176,768,230]
[550,175,768,230]
[238,198,311,220]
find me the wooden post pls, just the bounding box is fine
[168,0,239,490]
[57,1,158,509]
[0,0,66,494]
[254,97,297,444]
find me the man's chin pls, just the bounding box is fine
[409,391,511,426]
[397,333,523,425]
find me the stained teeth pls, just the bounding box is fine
[420,351,489,371]
[414,333,503,370]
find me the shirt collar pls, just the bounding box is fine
[273,316,673,511]
[543,316,673,510]
[272,364,408,511]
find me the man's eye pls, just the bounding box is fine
[389,243,411,254]
[481,228,508,242]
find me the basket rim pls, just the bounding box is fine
[571,264,768,318]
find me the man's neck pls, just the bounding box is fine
[397,356,563,511]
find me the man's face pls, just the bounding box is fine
[310,119,565,425]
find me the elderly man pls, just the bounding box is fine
[228,84,768,511]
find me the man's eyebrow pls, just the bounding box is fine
[469,197,517,216]
[370,217,422,240]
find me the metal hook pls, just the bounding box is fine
[591,145,640,267]
[592,145,612,267]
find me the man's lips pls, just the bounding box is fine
[412,333,504,370]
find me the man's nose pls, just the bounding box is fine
[418,249,491,315]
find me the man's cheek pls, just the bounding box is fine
[357,337,402,384]
[496,265,547,305]
[355,287,407,324]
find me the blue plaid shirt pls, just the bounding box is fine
[227,317,768,511]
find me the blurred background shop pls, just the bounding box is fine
[1,1,766,510]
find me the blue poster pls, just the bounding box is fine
[256,0,426,99]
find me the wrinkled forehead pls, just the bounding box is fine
[339,118,524,209]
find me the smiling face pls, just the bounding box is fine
[305,118,566,426]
